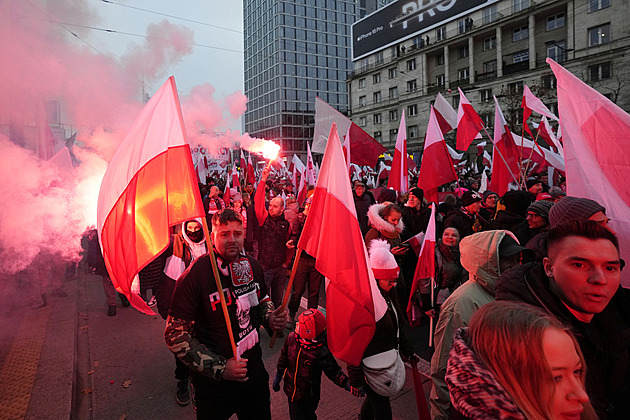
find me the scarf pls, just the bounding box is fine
[446,329,526,420]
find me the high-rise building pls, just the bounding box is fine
[347,0,630,156]
[243,0,361,161]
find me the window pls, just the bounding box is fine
[413,36,424,49]
[389,129,398,142]
[480,88,493,102]
[373,73,381,84]
[458,68,470,80]
[374,131,382,142]
[547,41,566,63]
[359,116,367,127]
[458,45,469,59]
[541,74,556,89]
[375,51,384,64]
[436,74,445,86]
[589,62,611,80]
[407,59,417,71]
[407,79,417,92]
[547,13,565,31]
[513,0,529,13]
[407,104,418,116]
[484,36,497,51]
[408,125,419,139]
[513,50,529,63]
[389,110,399,121]
[483,60,497,75]
[513,26,529,42]
[388,67,398,79]
[359,95,367,107]
[360,58,369,71]
[373,113,382,124]
[359,78,366,88]
[589,24,611,46]
[589,0,611,12]
[483,5,498,24]
[389,86,399,99]
[452,95,460,108]
[508,81,524,93]
[373,91,382,103]
[437,53,445,65]
[436,26,446,41]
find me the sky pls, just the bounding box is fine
[85,0,245,111]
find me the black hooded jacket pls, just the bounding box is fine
[496,262,630,419]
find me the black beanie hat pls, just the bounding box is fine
[409,187,424,201]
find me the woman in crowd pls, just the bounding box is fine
[365,203,407,258]
[446,301,595,420]
[416,227,467,320]
[348,240,416,420]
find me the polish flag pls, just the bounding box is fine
[388,110,409,194]
[434,92,458,134]
[246,153,255,185]
[240,149,246,174]
[297,123,387,366]
[296,168,307,205]
[377,161,390,180]
[306,142,317,186]
[456,88,484,151]
[418,107,458,203]
[291,154,305,173]
[482,150,493,167]
[407,204,436,324]
[97,77,204,314]
[404,231,426,256]
[537,116,564,156]
[342,125,351,172]
[548,58,630,286]
[521,85,559,122]
[223,169,232,204]
[446,143,464,164]
[489,96,520,196]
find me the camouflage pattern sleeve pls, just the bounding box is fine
[259,299,275,335]
[164,316,227,381]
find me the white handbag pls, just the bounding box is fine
[362,349,405,397]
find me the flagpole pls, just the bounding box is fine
[429,275,435,348]
[480,126,521,186]
[269,248,303,348]
[201,217,239,359]
[522,125,543,177]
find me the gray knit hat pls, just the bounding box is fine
[527,200,553,221]
[549,196,606,228]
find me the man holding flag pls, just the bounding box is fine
[165,209,288,419]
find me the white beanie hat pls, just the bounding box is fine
[368,239,400,280]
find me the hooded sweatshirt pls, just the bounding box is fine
[430,230,513,420]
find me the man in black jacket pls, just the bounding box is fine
[496,220,630,419]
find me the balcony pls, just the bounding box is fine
[450,78,471,89]
[503,61,529,75]
[476,70,497,81]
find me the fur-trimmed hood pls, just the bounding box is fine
[367,203,404,235]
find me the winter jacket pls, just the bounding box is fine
[354,192,375,236]
[276,332,348,403]
[430,230,512,420]
[487,210,524,233]
[255,182,290,268]
[400,204,431,242]
[417,242,468,310]
[348,287,414,388]
[496,263,630,419]
[444,208,487,238]
[446,328,526,420]
[364,203,404,251]
[525,231,548,262]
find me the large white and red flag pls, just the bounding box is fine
[388,110,409,195]
[521,84,559,123]
[418,107,458,203]
[488,96,520,196]
[97,77,204,314]
[407,204,436,323]
[456,88,484,151]
[434,92,458,134]
[298,123,387,366]
[548,58,630,286]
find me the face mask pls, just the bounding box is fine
[186,229,204,243]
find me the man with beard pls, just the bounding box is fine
[165,209,288,419]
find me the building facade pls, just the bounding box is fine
[347,0,630,157]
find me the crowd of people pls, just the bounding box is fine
[76,161,629,420]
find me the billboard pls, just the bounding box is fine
[352,0,498,60]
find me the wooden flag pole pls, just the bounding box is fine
[269,248,304,348]
[201,217,238,359]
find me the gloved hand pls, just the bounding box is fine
[272,372,282,392]
[345,383,366,397]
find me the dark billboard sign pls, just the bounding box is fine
[352,0,498,60]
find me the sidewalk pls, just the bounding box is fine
[0,267,433,420]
